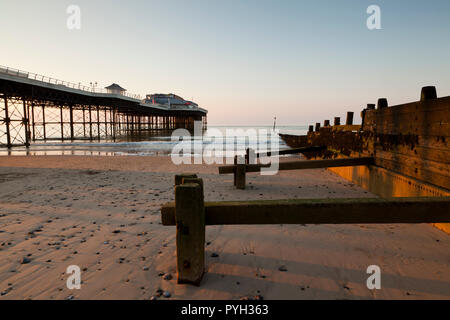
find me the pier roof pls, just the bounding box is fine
[105,83,126,92]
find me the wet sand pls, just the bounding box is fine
[0,156,449,300]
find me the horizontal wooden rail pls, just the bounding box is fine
[163,176,450,286]
[331,124,361,132]
[218,157,374,174]
[161,196,450,226]
[253,146,326,158]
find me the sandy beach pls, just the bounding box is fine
[0,155,448,300]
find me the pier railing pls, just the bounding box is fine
[0,65,142,100]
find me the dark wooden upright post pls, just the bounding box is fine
[233,155,238,186]
[175,181,205,285]
[324,120,330,127]
[245,148,256,165]
[308,125,314,133]
[334,117,340,126]
[421,86,437,101]
[236,156,246,190]
[377,99,388,110]
[315,122,321,132]
[345,112,354,125]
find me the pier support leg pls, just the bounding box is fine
[88,106,93,140]
[175,180,205,285]
[22,98,30,147]
[31,102,35,142]
[3,95,12,148]
[82,106,86,138]
[96,106,100,140]
[110,109,116,141]
[60,105,64,142]
[69,104,74,140]
[104,107,108,137]
[42,105,46,141]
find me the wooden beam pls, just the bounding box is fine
[331,125,361,132]
[161,197,450,226]
[254,146,326,158]
[218,157,374,174]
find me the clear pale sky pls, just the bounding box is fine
[1,0,449,125]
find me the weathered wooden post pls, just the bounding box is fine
[236,156,246,190]
[175,180,205,285]
[245,148,256,165]
[367,104,375,110]
[308,125,314,133]
[345,112,354,125]
[175,173,197,186]
[377,98,388,109]
[315,122,321,132]
[334,117,340,126]
[324,120,330,127]
[233,155,238,186]
[421,86,437,101]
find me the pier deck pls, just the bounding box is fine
[0,66,207,148]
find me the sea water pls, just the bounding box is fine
[0,125,308,156]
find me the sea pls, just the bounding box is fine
[0,125,308,156]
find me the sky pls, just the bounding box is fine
[0,0,449,125]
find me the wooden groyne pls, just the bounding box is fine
[161,175,450,285]
[279,86,450,233]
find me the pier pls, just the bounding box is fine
[0,66,207,148]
